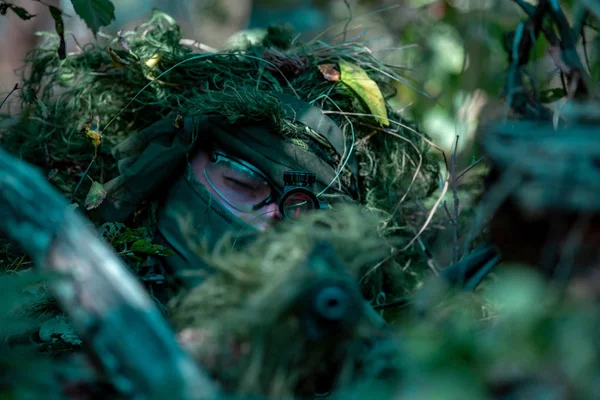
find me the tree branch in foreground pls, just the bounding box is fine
[0,147,217,400]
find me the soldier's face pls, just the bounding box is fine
[190,149,282,231]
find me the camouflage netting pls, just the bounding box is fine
[0,11,442,302]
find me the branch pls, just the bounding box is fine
[548,0,591,95]
[449,136,460,263]
[0,83,19,110]
[0,147,217,400]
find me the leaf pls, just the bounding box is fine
[130,240,175,257]
[24,89,49,119]
[117,30,131,52]
[84,181,106,210]
[318,64,340,82]
[48,6,66,60]
[84,116,102,147]
[117,30,138,60]
[145,53,162,68]
[69,0,116,38]
[173,114,184,129]
[539,88,566,103]
[581,0,600,19]
[338,59,389,126]
[107,48,131,68]
[1,3,36,20]
[47,168,58,180]
[98,221,126,243]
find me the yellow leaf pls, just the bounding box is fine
[338,59,389,127]
[107,47,130,68]
[145,53,162,68]
[84,116,102,147]
[173,114,184,129]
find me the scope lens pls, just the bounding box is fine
[281,191,316,219]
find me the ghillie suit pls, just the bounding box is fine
[170,205,400,397]
[1,11,440,304]
[0,10,441,399]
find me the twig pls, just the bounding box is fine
[0,83,19,110]
[581,27,592,75]
[456,156,484,181]
[178,39,217,53]
[449,136,460,263]
[548,0,591,94]
[72,156,96,199]
[0,147,218,399]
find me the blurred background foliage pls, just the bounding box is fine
[3,2,600,398]
[3,0,590,156]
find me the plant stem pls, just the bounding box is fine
[0,83,19,110]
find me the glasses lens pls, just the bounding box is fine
[282,191,315,220]
[204,153,272,213]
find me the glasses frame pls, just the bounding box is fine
[203,149,281,213]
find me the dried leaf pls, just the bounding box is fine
[107,47,130,68]
[48,6,66,60]
[117,30,131,52]
[70,0,115,38]
[145,53,162,68]
[339,59,389,126]
[117,30,139,60]
[174,114,184,129]
[84,181,107,210]
[318,64,340,82]
[84,116,102,147]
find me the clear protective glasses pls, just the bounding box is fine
[203,150,276,214]
[203,150,325,221]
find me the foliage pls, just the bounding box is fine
[70,0,116,37]
[99,222,174,265]
[0,1,35,20]
[0,0,116,59]
[2,1,600,399]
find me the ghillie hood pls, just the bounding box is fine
[1,11,440,299]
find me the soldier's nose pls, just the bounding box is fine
[259,202,282,231]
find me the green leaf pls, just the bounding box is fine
[2,4,36,20]
[339,59,390,126]
[24,89,49,119]
[48,6,66,60]
[84,181,107,210]
[130,240,175,256]
[69,0,116,38]
[539,88,566,103]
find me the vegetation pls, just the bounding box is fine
[1,0,600,399]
